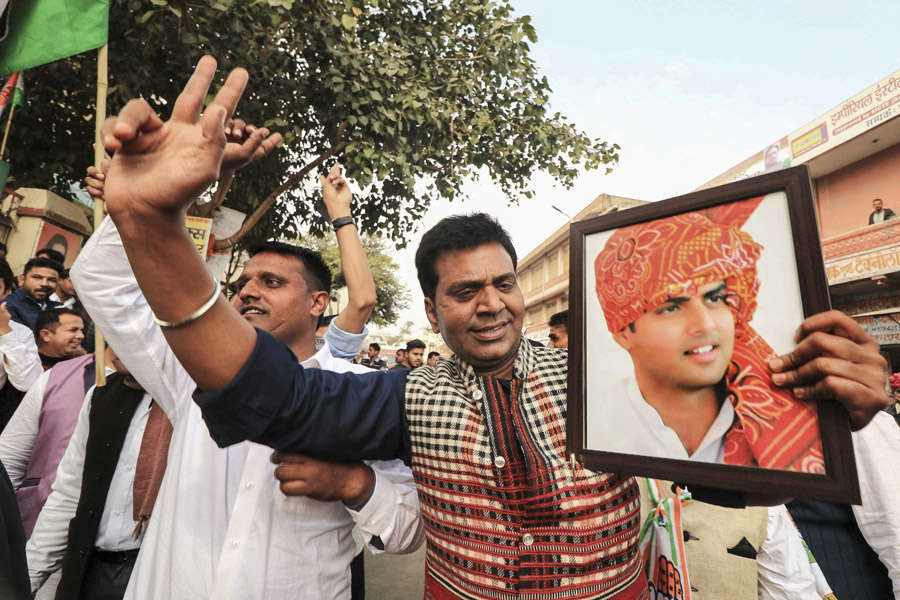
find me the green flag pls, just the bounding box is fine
[0,0,108,76]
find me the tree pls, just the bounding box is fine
[311,235,411,326]
[8,0,619,249]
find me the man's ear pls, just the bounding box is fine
[424,297,440,333]
[310,290,330,317]
[612,326,633,352]
[38,328,52,346]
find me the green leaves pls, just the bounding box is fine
[311,235,410,325]
[12,0,617,253]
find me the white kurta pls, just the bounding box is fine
[71,217,423,600]
[26,389,151,591]
[850,411,900,597]
[0,319,43,391]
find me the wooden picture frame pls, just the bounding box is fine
[567,165,860,504]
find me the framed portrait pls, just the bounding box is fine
[32,221,84,268]
[567,165,860,503]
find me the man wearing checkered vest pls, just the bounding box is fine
[95,58,892,599]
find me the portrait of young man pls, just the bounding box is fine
[586,194,825,472]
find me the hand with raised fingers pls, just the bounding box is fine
[271,451,374,505]
[100,56,248,220]
[319,164,352,220]
[222,117,282,170]
[768,310,890,430]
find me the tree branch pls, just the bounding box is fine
[191,168,234,218]
[213,122,347,251]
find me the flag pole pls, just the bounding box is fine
[0,102,16,158]
[93,43,108,386]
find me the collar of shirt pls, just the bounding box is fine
[301,340,332,369]
[624,376,733,463]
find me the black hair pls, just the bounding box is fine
[0,241,7,252]
[316,314,336,329]
[23,257,63,277]
[33,307,82,343]
[36,247,66,265]
[369,342,381,352]
[549,310,568,330]
[0,258,15,293]
[414,213,517,299]
[247,241,332,292]
[427,351,440,359]
[406,339,426,351]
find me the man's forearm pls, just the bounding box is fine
[332,222,376,335]
[110,209,256,390]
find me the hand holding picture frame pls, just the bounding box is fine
[567,165,861,503]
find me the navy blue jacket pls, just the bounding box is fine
[1,289,60,330]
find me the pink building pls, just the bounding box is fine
[701,68,900,371]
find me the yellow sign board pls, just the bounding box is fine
[185,216,213,257]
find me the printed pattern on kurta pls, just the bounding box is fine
[405,341,646,600]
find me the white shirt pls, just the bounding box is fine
[850,411,900,597]
[757,505,823,600]
[590,375,732,462]
[0,319,43,391]
[71,217,423,600]
[26,387,152,591]
[0,369,64,488]
[48,293,76,308]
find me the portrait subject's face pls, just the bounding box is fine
[425,242,524,375]
[614,281,735,392]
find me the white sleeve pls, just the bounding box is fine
[349,459,424,555]
[26,390,93,591]
[850,412,900,598]
[0,371,50,488]
[0,321,44,392]
[757,505,821,600]
[70,216,194,421]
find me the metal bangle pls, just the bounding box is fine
[152,281,221,329]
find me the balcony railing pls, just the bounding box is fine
[822,218,900,260]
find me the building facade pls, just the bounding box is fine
[518,193,646,342]
[700,68,900,372]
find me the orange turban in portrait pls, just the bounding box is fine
[594,196,824,472]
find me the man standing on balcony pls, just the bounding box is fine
[868,198,895,225]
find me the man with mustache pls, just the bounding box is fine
[0,308,90,540]
[2,258,62,330]
[89,57,890,600]
[72,142,422,597]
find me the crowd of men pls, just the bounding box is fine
[0,55,896,600]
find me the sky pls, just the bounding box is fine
[382,0,900,332]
